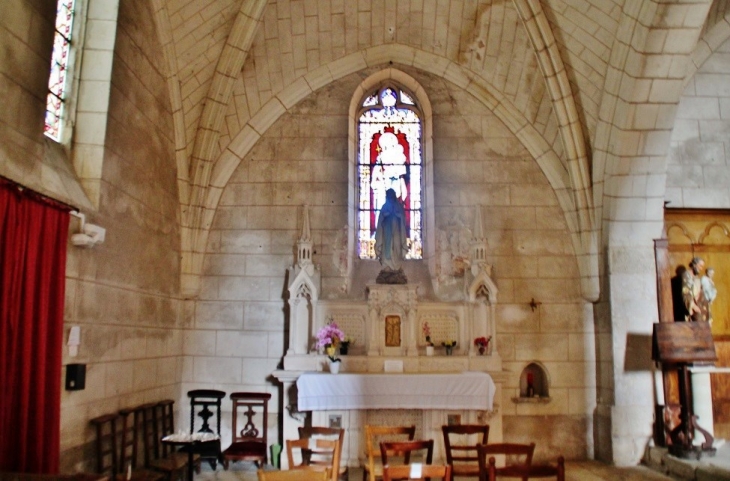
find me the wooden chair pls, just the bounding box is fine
[133,401,190,479]
[188,389,225,469]
[222,392,272,469]
[286,438,339,477]
[89,414,122,477]
[362,425,416,481]
[155,399,201,476]
[118,406,165,481]
[379,440,434,469]
[257,469,331,481]
[382,464,452,481]
[441,424,489,481]
[485,456,565,481]
[476,443,535,481]
[297,426,345,481]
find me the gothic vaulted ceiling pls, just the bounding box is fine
[147,0,726,298]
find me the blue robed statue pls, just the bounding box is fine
[375,189,408,273]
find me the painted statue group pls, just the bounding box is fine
[682,256,718,323]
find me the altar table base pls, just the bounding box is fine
[297,371,495,411]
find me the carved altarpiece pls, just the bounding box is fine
[274,205,504,467]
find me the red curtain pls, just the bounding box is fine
[0,181,69,473]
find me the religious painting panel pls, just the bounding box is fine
[385,315,401,347]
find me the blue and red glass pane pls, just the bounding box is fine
[44,0,75,140]
[357,88,422,260]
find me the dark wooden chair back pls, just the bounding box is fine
[188,389,226,469]
[118,405,165,481]
[156,399,176,457]
[134,401,191,477]
[297,426,345,481]
[379,440,434,467]
[135,403,160,467]
[441,424,489,480]
[382,464,452,481]
[486,456,565,481]
[89,414,121,476]
[222,391,272,469]
[476,443,535,481]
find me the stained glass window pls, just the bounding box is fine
[357,86,422,260]
[44,0,76,141]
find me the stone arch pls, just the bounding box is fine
[594,1,713,238]
[151,0,190,206]
[513,0,595,296]
[589,1,713,466]
[182,46,592,298]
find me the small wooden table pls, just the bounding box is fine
[161,433,220,481]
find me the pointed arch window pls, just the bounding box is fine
[44,0,76,141]
[357,86,423,260]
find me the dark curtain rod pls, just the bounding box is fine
[0,175,79,213]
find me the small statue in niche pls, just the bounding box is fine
[375,189,408,284]
[682,256,710,322]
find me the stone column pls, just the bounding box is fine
[595,244,658,466]
[272,370,306,469]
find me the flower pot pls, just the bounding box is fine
[426,346,434,357]
[329,361,341,374]
[445,346,453,356]
[340,343,349,355]
[478,346,486,355]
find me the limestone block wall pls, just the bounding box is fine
[198,66,595,460]
[58,0,183,471]
[667,36,730,208]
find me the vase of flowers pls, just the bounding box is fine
[442,340,457,356]
[423,322,434,356]
[316,321,346,374]
[474,336,491,355]
[329,359,340,374]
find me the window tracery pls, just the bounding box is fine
[357,85,423,261]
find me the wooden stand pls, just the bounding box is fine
[652,322,718,459]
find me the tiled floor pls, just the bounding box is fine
[197,463,676,481]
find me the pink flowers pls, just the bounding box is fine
[422,322,433,345]
[316,322,345,350]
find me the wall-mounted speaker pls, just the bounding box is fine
[65,363,86,391]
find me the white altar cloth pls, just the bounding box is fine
[297,371,495,411]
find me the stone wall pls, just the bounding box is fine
[667,36,730,208]
[197,66,595,459]
[58,0,183,471]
